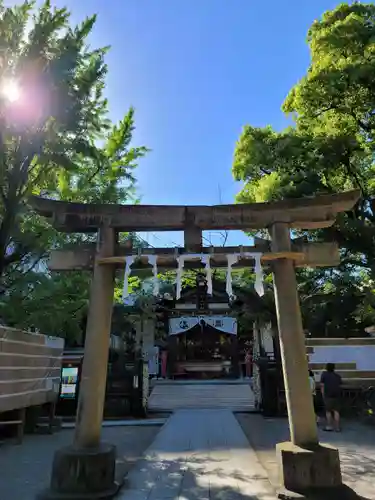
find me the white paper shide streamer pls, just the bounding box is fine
[176,255,187,300]
[242,252,264,297]
[201,254,213,295]
[122,255,135,301]
[147,255,159,297]
[122,250,264,303]
[253,253,264,297]
[226,254,239,298]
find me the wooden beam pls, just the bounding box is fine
[29,190,360,233]
[48,241,339,271]
[260,252,305,262]
[295,241,340,267]
[98,251,306,265]
[98,252,305,269]
[184,218,202,253]
[49,248,95,271]
[251,238,340,268]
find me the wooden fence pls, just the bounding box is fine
[0,326,64,413]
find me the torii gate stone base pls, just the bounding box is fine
[33,191,361,500]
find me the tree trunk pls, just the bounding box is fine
[0,208,17,279]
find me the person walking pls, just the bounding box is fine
[320,363,342,432]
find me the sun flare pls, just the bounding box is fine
[1,79,21,102]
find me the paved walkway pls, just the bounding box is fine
[118,409,276,500]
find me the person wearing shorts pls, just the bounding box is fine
[320,363,342,432]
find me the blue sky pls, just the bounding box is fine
[44,1,340,246]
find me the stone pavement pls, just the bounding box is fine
[0,425,159,500]
[118,409,276,500]
[237,414,375,500]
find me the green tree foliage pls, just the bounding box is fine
[0,270,90,341]
[0,1,147,278]
[233,3,375,335]
[298,267,374,337]
[55,108,147,204]
[0,1,148,338]
[0,0,101,276]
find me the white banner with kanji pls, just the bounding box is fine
[168,316,237,336]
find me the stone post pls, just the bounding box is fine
[270,223,343,498]
[142,317,155,356]
[133,316,143,348]
[74,225,116,447]
[270,222,317,446]
[184,224,202,253]
[40,226,119,500]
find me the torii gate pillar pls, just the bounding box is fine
[271,222,318,446]
[40,226,119,499]
[270,223,343,498]
[74,226,116,448]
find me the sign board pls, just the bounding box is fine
[169,316,237,336]
[60,366,79,399]
[147,346,159,376]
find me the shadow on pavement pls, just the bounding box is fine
[0,426,160,500]
[121,453,276,499]
[236,414,374,500]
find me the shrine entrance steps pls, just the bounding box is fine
[148,380,256,413]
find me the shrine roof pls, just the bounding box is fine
[29,190,360,233]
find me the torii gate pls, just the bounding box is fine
[33,190,360,500]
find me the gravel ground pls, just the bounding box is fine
[236,413,375,499]
[0,425,161,500]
